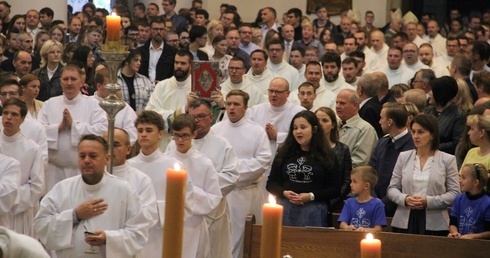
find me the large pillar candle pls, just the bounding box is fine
[162,163,187,258]
[360,233,382,258]
[106,12,121,42]
[260,195,283,258]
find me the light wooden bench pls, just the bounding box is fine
[243,215,488,258]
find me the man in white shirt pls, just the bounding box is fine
[418,43,450,77]
[220,57,266,107]
[435,37,460,68]
[402,43,429,77]
[266,39,300,92]
[320,52,355,95]
[405,22,426,47]
[340,36,357,61]
[1,98,44,237]
[92,68,137,145]
[212,90,272,258]
[354,30,380,73]
[34,134,149,258]
[379,47,413,87]
[38,65,107,191]
[424,20,447,58]
[244,49,277,95]
[289,47,306,83]
[370,30,389,67]
[167,99,238,258]
[342,57,359,87]
[296,82,317,111]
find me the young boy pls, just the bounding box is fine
[338,166,387,233]
[167,114,222,258]
[448,164,490,239]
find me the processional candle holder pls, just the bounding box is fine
[98,41,128,174]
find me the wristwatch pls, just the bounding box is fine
[309,192,315,201]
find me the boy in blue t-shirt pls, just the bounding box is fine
[339,166,387,233]
[449,163,490,239]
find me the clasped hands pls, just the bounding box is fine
[58,108,73,131]
[283,190,310,205]
[405,195,427,210]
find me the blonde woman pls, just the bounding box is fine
[32,39,64,101]
[461,115,490,169]
[455,79,474,114]
[209,35,232,82]
[200,19,224,56]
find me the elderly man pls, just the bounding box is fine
[405,22,427,47]
[356,73,383,138]
[244,49,277,95]
[34,135,149,257]
[226,29,251,70]
[418,43,450,77]
[370,30,389,67]
[221,57,266,107]
[336,89,378,167]
[212,90,271,258]
[38,64,107,191]
[425,20,447,58]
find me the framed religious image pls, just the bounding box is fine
[306,0,352,15]
[192,61,221,99]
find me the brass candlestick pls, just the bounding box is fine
[98,42,128,174]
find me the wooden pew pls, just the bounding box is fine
[243,215,488,258]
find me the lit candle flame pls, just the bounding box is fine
[111,12,117,16]
[268,194,276,205]
[366,233,373,240]
[174,163,181,171]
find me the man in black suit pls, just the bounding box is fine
[369,102,414,216]
[188,25,209,61]
[137,17,177,84]
[357,73,383,138]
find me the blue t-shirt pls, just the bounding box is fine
[338,197,387,228]
[451,193,490,235]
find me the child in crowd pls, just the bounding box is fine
[448,164,490,239]
[338,166,387,233]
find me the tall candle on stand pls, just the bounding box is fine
[162,163,187,258]
[260,195,283,258]
[360,233,381,258]
[106,12,121,42]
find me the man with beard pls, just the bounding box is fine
[320,51,354,95]
[418,43,450,77]
[354,31,380,73]
[146,49,193,151]
[138,17,177,84]
[244,49,278,95]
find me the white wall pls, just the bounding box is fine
[11,0,67,22]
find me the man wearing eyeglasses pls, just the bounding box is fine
[167,99,238,258]
[221,57,266,107]
[138,17,177,84]
[266,39,301,92]
[401,43,428,77]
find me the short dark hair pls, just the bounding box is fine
[0,79,22,96]
[135,110,166,131]
[298,82,316,93]
[195,9,209,20]
[2,98,27,118]
[79,134,109,154]
[342,57,358,68]
[321,51,341,68]
[452,53,471,76]
[189,25,207,42]
[473,71,490,95]
[229,56,245,68]
[287,8,302,18]
[149,16,166,28]
[133,2,145,11]
[61,64,83,78]
[250,49,268,61]
[472,41,490,61]
[393,32,409,42]
[175,49,193,63]
[172,114,196,132]
[411,114,440,151]
[266,38,284,50]
[40,7,54,18]
[291,46,305,57]
[349,50,365,61]
[188,98,212,111]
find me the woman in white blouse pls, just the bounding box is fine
[388,114,460,236]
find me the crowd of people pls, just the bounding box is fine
[0,0,489,257]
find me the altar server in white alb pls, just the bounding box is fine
[145,49,193,151]
[212,90,272,258]
[167,114,222,258]
[0,226,50,257]
[104,128,158,229]
[244,49,278,95]
[0,147,20,229]
[128,110,191,258]
[167,99,238,258]
[34,134,149,258]
[0,98,44,237]
[38,64,107,191]
[93,69,137,145]
[265,39,301,92]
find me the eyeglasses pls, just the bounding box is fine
[474,163,481,181]
[172,133,192,141]
[193,114,211,121]
[268,48,283,52]
[228,67,244,71]
[0,92,19,97]
[267,89,288,95]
